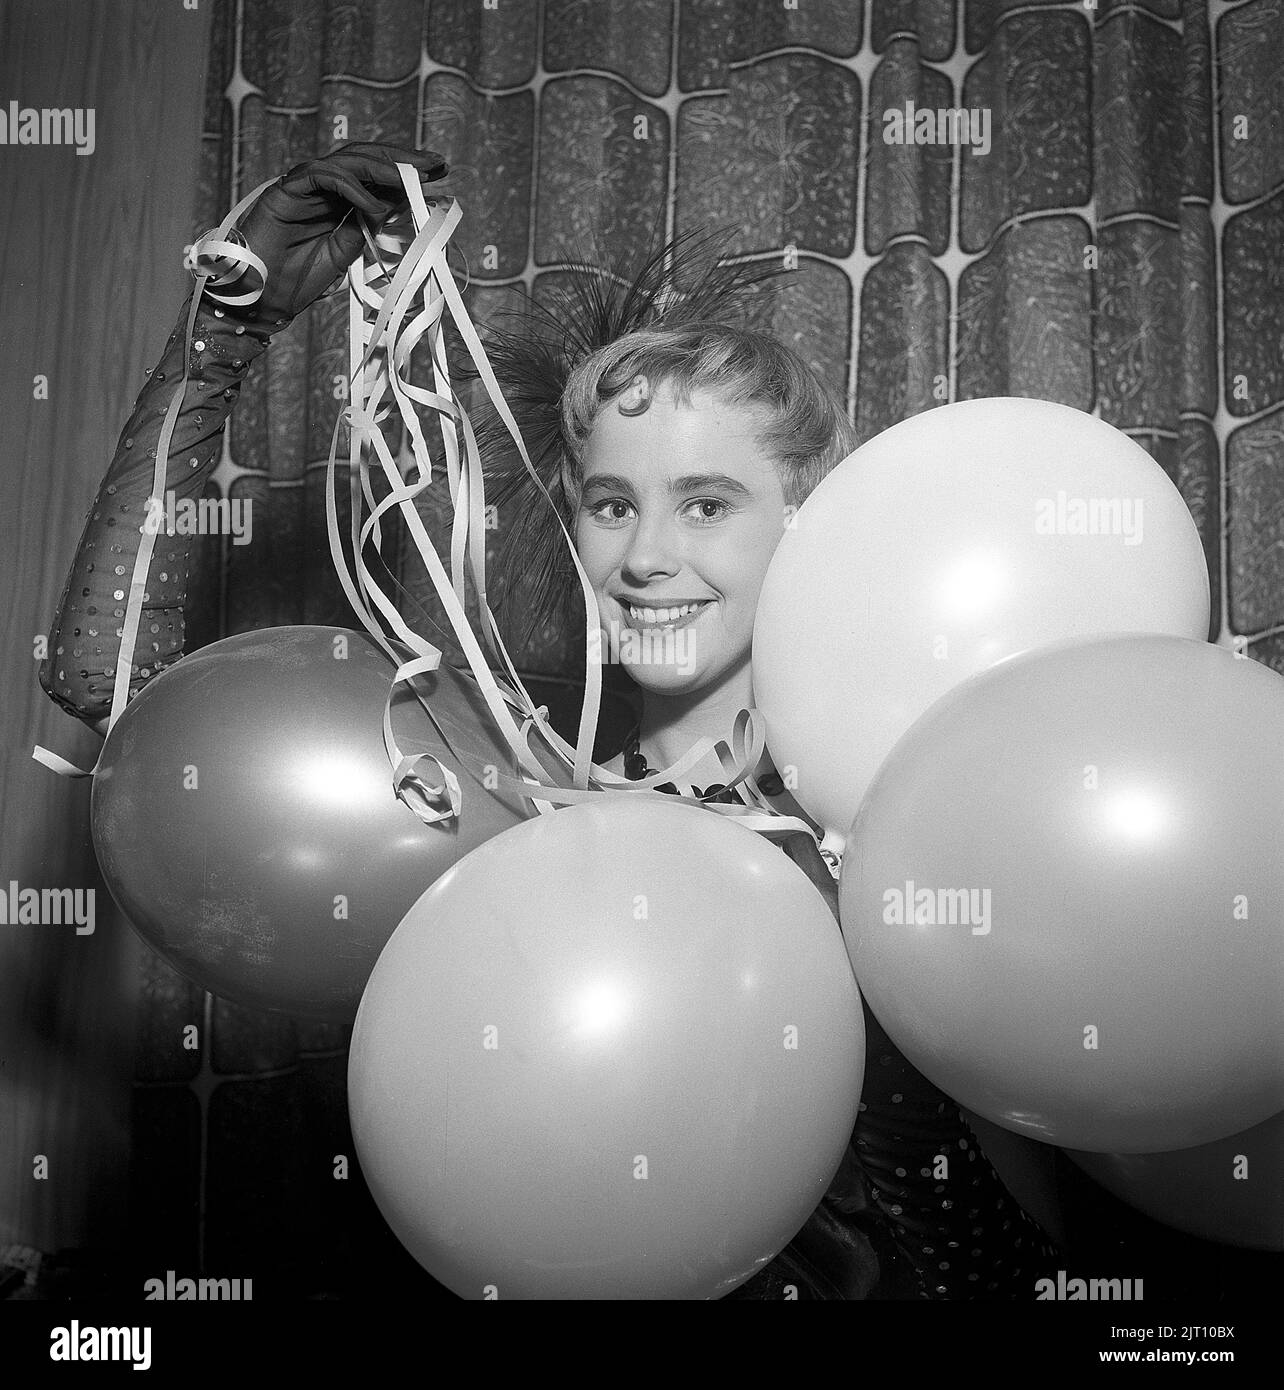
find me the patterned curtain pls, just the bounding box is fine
[126,0,1283,1295]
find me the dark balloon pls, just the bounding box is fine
[1065,1114,1284,1251]
[91,626,531,1020]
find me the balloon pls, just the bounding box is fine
[349,795,865,1299]
[754,398,1210,837]
[91,626,531,1020]
[839,634,1284,1153]
[1065,1113,1284,1250]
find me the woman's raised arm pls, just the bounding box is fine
[38,142,448,729]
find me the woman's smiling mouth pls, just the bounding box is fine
[617,598,714,629]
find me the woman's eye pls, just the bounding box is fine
[585,499,634,523]
[686,498,730,523]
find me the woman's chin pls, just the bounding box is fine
[618,658,707,695]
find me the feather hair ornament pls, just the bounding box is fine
[464,227,788,657]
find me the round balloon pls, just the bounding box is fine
[1065,1113,1284,1251]
[754,398,1211,838]
[839,634,1284,1153]
[91,626,531,1020]
[349,795,865,1299]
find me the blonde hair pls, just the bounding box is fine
[558,322,857,510]
[486,319,857,650]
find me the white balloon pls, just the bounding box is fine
[753,398,1210,839]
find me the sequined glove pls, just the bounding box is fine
[38,289,271,726]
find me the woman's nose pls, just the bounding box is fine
[620,512,682,578]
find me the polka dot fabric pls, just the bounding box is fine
[730,991,1061,1301]
[852,999,1060,1299]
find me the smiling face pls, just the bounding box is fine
[572,382,788,696]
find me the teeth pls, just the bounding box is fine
[626,602,705,623]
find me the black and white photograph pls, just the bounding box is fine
[1,0,1280,1364]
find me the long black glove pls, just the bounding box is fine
[40,144,448,728]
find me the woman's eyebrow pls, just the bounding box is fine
[580,471,752,497]
[670,473,752,497]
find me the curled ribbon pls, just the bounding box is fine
[184,225,269,307]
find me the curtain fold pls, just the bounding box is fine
[0,0,212,1276]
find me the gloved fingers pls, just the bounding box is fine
[298,168,395,221]
[282,144,449,207]
[320,141,449,178]
[225,143,452,321]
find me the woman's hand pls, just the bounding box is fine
[233,141,449,324]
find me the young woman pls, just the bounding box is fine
[40,142,1060,1300]
[490,315,1063,1300]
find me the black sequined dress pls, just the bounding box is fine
[620,726,1062,1300]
